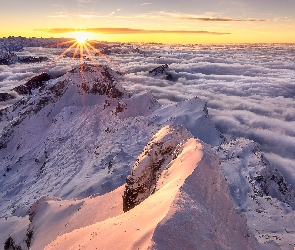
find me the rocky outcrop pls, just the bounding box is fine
[123,125,193,212]
[0,53,18,65]
[68,63,124,98]
[215,138,295,209]
[0,93,15,102]
[149,64,174,81]
[4,236,22,250]
[149,64,168,75]
[13,73,50,95]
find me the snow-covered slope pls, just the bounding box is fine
[0,64,221,219]
[23,125,265,250]
[215,138,295,249]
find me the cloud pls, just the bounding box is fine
[113,11,266,22]
[110,9,121,16]
[76,0,96,2]
[180,17,266,22]
[140,3,152,5]
[37,27,230,35]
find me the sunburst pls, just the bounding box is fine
[74,32,89,44]
[39,31,119,88]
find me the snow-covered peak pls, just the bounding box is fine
[64,63,125,98]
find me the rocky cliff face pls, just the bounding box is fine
[123,125,193,212]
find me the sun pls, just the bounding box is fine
[74,32,89,44]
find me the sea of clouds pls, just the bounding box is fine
[1,43,295,187]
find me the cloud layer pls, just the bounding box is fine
[37,27,230,35]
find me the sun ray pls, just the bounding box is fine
[72,44,80,60]
[79,43,87,89]
[39,41,78,74]
[85,41,120,72]
[83,43,105,79]
[34,32,120,94]
[43,39,77,49]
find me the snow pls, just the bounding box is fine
[214,138,295,249]
[0,216,30,250]
[0,40,295,249]
[0,64,220,219]
[43,126,265,250]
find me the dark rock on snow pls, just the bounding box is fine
[12,73,50,95]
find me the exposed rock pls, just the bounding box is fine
[123,125,193,212]
[149,64,168,75]
[165,73,173,81]
[69,63,124,98]
[13,73,51,95]
[215,138,295,209]
[0,93,15,102]
[4,236,22,250]
[0,53,18,65]
[149,64,174,81]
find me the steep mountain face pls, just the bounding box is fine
[215,138,295,249]
[20,125,264,250]
[0,64,222,219]
[123,125,193,212]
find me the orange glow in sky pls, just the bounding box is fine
[1,0,295,44]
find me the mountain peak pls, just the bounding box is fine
[64,63,124,98]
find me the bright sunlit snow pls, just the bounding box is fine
[0,38,295,249]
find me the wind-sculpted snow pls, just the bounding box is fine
[215,138,295,249]
[0,64,221,218]
[10,125,264,250]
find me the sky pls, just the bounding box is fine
[1,0,295,43]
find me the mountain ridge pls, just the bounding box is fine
[0,64,221,218]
